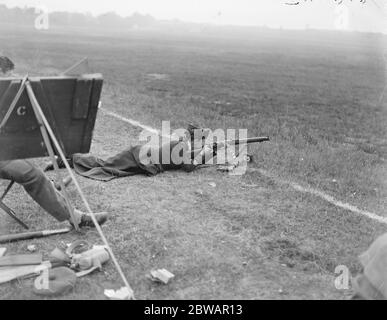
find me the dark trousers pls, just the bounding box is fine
[0,160,70,222]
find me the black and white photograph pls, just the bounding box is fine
[0,0,386,307]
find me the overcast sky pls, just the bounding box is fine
[0,0,385,32]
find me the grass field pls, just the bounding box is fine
[0,24,386,299]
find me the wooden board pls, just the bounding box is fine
[0,74,103,161]
[0,254,42,267]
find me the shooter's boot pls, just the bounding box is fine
[44,156,74,172]
[71,210,109,229]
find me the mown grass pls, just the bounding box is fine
[85,27,387,214]
[0,25,386,299]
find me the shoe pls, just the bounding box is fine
[44,156,74,172]
[72,211,108,228]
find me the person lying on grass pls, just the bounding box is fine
[45,125,223,181]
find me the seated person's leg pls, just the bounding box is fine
[0,160,107,228]
[0,160,71,222]
[0,160,108,227]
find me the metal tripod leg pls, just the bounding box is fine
[1,181,14,201]
[0,199,29,230]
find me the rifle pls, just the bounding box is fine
[190,136,270,159]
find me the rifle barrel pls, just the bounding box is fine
[189,136,269,158]
[228,136,270,145]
